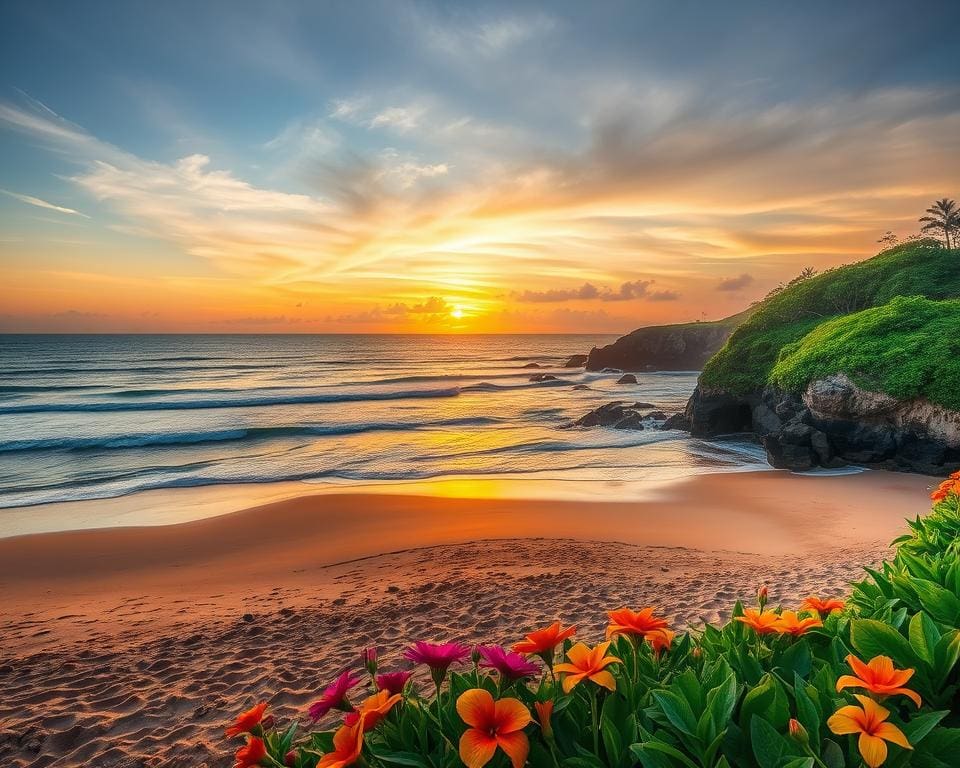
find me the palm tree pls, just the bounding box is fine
[919,198,959,249]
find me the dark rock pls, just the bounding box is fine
[563,354,589,368]
[752,403,782,437]
[242,613,254,623]
[644,410,667,420]
[685,387,755,437]
[572,384,590,390]
[763,433,815,470]
[616,374,638,384]
[586,310,748,372]
[631,401,657,409]
[613,414,644,430]
[661,413,692,431]
[687,373,960,475]
[522,362,541,369]
[810,430,833,465]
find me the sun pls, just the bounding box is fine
[450,305,464,320]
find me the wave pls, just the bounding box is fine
[0,416,501,453]
[0,386,464,414]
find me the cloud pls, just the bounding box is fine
[515,279,674,303]
[716,273,755,291]
[1,188,89,217]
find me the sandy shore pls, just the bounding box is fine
[0,470,933,767]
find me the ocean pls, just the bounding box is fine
[0,334,769,511]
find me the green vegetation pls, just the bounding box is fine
[770,296,960,411]
[700,240,960,396]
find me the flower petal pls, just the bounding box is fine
[494,698,532,734]
[868,655,895,681]
[457,689,495,730]
[560,671,586,693]
[588,670,617,691]
[459,729,498,768]
[888,686,922,708]
[875,722,912,750]
[496,730,530,768]
[827,707,865,735]
[854,694,890,722]
[565,642,590,666]
[847,654,873,681]
[859,733,888,768]
[836,674,866,693]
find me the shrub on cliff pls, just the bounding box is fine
[769,296,960,411]
[227,476,960,768]
[700,241,960,395]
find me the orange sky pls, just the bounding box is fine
[2,4,958,333]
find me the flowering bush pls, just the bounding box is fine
[227,472,960,768]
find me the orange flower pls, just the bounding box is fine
[774,610,823,636]
[554,641,622,693]
[931,478,960,502]
[456,689,531,768]
[344,689,402,731]
[533,700,554,739]
[645,628,675,657]
[836,655,922,707]
[828,695,911,767]
[234,736,268,768]
[512,622,576,656]
[800,595,845,615]
[606,607,668,639]
[734,608,780,635]
[226,701,268,737]
[316,718,365,768]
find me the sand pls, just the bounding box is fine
[0,469,934,768]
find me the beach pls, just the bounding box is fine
[0,469,933,768]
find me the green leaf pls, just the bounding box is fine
[651,690,698,737]
[781,760,814,768]
[912,578,960,625]
[901,710,949,744]
[793,676,821,752]
[601,714,623,767]
[820,739,845,768]
[629,741,699,768]
[706,673,737,731]
[749,716,791,768]
[933,630,960,687]
[850,619,918,667]
[909,611,941,666]
[739,674,777,731]
[370,751,431,768]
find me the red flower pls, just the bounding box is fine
[234,736,268,768]
[226,701,268,737]
[309,671,363,721]
[375,670,412,695]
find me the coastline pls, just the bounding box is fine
[0,469,934,767]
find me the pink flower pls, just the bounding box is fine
[404,641,471,686]
[477,645,540,681]
[308,670,363,721]
[361,647,378,675]
[376,671,413,696]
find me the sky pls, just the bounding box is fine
[1,1,958,333]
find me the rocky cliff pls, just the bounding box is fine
[585,310,749,372]
[684,375,960,475]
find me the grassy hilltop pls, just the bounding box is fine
[699,240,960,405]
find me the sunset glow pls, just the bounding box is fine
[1,3,958,333]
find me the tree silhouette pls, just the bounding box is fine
[919,198,958,249]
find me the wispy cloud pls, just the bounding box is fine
[1,188,89,217]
